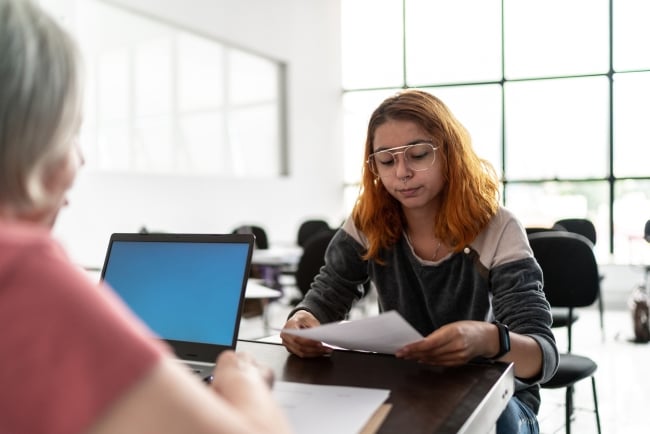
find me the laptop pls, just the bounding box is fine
[100,232,255,377]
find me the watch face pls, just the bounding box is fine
[502,326,511,352]
[493,321,510,358]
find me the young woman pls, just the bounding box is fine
[0,1,291,433]
[281,89,558,433]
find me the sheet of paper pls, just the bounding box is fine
[281,310,423,354]
[272,381,390,434]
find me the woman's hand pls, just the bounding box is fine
[395,320,495,365]
[280,310,333,358]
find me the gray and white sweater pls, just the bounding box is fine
[293,206,558,414]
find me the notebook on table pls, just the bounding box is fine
[100,232,255,378]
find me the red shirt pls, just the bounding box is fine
[0,223,166,434]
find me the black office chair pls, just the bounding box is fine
[233,224,269,250]
[553,218,597,245]
[297,219,331,248]
[526,226,580,348]
[295,228,337,299]
[528,231,602,434]
[553,218,605,340]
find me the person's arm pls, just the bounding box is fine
[292,228,370,323]
[281,227,369,357]
[87,351,292,434]
[488,218,558,382]
[494,328,543,379]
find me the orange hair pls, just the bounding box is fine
[352,89,499,262]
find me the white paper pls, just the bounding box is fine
[272,381,390,434]
[281,310,423,354]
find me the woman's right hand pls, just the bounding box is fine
[280,310,333,358]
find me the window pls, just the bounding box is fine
[341,0,650,262]
[76,0,287,177]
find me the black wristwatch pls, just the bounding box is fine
[491,321,510,359]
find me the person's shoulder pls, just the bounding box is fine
[0,223,77,283]
[341,215,368,247]
[472,206,531,267]
[0,222,60,262]
[481,206,527,239]
[490,206,521,227]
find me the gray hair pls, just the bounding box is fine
[0,0,82,212]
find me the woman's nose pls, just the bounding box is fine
[393,153,411,178]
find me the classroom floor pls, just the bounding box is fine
[238,289,650,434]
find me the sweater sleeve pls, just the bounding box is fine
[291,228,370,323]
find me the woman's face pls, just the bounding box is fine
[372,119,445,215]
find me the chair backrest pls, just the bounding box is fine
[295,228,336,296]
[527,231,600,308]
[554,218,597,246]
[233,225,269,250]
[297,219,331,247]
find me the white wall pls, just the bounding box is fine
[50,0,345,267]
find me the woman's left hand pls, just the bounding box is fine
[395,320,494,365]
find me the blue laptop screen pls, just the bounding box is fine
[102,239,250,346]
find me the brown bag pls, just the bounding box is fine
[630,286,650,343]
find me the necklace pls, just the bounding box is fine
[432,240,442,261]
[406,232,443,261]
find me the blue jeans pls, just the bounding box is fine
[496,396,539,434]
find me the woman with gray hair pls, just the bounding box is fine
[0,1,292,433]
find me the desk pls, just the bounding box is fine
[251,246,303,290]
[243,280,282,333]
[252,245,303,268]
[237,340,514,434]
[246,280,282,299]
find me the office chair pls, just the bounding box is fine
[526,227,580,348]
[553,218,597,245]
[528,231,602,434]
[297,219,331,248]
[553,218,605,340]
[294,228,337,299]
[233,224,269,250]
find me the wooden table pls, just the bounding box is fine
[237,340,514,434]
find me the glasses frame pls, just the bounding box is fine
[366,142,439,177]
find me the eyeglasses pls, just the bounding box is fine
[367,142,439,177]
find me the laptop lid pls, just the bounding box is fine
[100,232,254,366]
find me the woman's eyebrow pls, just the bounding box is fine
[373,139,430,152]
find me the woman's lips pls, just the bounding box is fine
[398,186,420,197]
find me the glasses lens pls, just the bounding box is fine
[406,143,436,171]
[367,143,437,176]
[368,150,395,176]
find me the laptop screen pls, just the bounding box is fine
[100,233,254,362]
